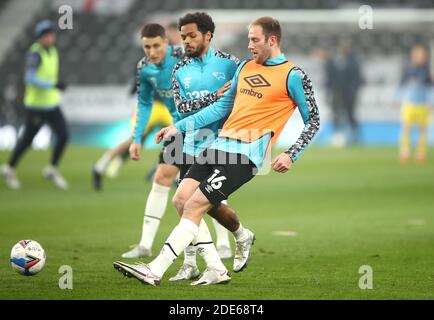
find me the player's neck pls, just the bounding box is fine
[197,45,211,60]
[158,48,169,65]
[269,47,282,59]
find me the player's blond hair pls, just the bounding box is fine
[249,16,281,45]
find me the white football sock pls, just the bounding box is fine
[194,219,226,271]
[94,153,111,173]
[183,244,197,266]
[139,183,171,249]
[233,223,248,242]
[148,218,198,278]
[212,218,231,248]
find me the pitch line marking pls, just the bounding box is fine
[272,230,298,237]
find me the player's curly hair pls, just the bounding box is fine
[178,12,215,40]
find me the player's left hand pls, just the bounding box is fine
[216,81,232,97]
[155,125,179,144]
[271,153,293,173]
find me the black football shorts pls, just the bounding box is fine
[183,149,258,205]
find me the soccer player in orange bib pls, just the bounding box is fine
[114,17,320,286]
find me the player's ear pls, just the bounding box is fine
[205,31,212,42]
[269,35,277,47]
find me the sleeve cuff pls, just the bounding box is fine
[284,150,297,162]
[174,121,184,133]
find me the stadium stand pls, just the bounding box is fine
[0,0,432,127]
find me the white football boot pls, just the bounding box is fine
[113,261,161,286]
[190,267,231,286]
[233,229,255,272]
[169,263,200,281]
[42,165,69,190]
[121,244,152,258]
[105,156,123,178]
[1,164,20,190]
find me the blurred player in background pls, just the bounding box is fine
[166,21,182,46]
[92,22,182,190]
[1,20,69,190]
[119,23,183,258]
[329,42,363,146]
[91,99,172,191]
[398,45,433,164]
[142,21,182,182]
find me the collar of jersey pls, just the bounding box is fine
[264,53,287,66]
[192,47,214,64]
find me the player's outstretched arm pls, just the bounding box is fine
[172,62,246,132]
[171,56,241,114]
[280,67,320,167]
[132,59,154,151]
[173,88,235,133]
[171,69,224,114]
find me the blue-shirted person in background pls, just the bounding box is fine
[397,45,433,164]
[1,20,69,190]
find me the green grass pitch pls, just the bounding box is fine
[0,146,433,299]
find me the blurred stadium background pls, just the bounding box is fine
[1,0,434,300]
[0,0,433,149]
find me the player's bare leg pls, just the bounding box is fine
[208,202,239,232]
[168,178,201,280]
[181,190,230,285]
[170,178,235,281]
[415,124,427,164]
[115,189,230,286]
[399,124,411,164]
[174,180,254,276]
[92,137,133,190]
[204,195,255,273]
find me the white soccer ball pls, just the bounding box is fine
[10,240,46,276]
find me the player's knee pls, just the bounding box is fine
[154,167,175,187]
[183,196,205,218]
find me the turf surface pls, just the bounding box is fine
[0,146,433,299]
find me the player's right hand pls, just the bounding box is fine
[129,143,141,161]
[155,126,179,144]
[216,81,232,97]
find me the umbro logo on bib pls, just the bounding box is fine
[244,74,270,88]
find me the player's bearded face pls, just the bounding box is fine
[181,23,210,58]
[142,36,168,64]
[248,25,272,64]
